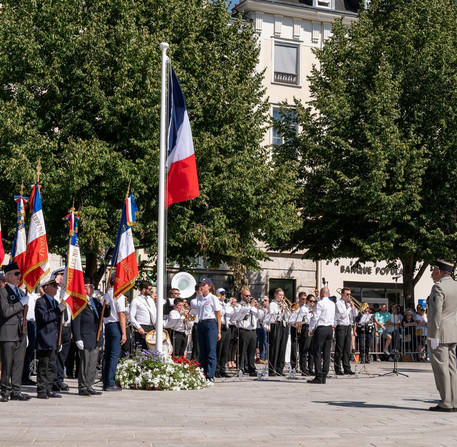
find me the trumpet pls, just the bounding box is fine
[180,308,197,322]
[336,288,369,313]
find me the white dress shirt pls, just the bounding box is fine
[334,298,358,326]
[234,303,260,330]
[164,309,192,332]
[196,293,222,321]
[129,293,157,329]
[309,297,336,332]
[227,303,241,325]
[103,288,126,324]
[269,300,282,323]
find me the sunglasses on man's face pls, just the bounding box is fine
[13,272,21,277]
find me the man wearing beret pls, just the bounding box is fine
[427,259,457,412]
[0,263,30,402]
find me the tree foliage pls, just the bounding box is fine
[0,0,299,285]
[274,0,457,300]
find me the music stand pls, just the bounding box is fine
[379,275,408,378]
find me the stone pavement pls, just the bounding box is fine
[1,362,456,447]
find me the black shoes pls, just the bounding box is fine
[78,390,91,396]
[53,382,69,392]
[10,393,31,401]
[307,377,326,384]
[88,388,102,395]
[47,392,62,398]
[220,372,230,378]
[344,370,355,375]
[37,393,49,399]
[335,371,344,376]
[429,405,453,412]
[0,394,8,402]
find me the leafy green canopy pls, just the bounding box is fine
[274,0,457,298]
[0,0,299,283]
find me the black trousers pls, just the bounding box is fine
[269,322,289,375]
[22,320,36,381]
[334,325,352,373]
[290,326,298,369]
[239,328,256,374]
[65,339,80,378]
[54,325,71,386]
[191,324,199,361]
[228,325,238,365]
[37,349,57,395]
[0,337,27,396]
[171,330,187,356]
[313,326,333,380]
[216,326,230,374]
[357,329,372,362]
[298,324,314,373]
[134,324,154,349]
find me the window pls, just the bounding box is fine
[314,0,332,8]
[274,43,298,85]
[269,279,296,303]
[272,107,296,146]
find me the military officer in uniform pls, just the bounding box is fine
[0,263,30,402]
[427,259,457,412]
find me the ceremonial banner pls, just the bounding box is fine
[112,194,139,298]
[11,195,29,273]
[0,219,4,266]
[61,211,87,317]
[22,184,50,292]
[166,66,199,207]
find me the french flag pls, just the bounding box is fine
[61,211,87,317]
[11,195,29,274]
[112,194,139,298]
[22,185,50,292]
[166,66,200,207]
[0,219,4,267]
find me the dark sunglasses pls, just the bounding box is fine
[308,300,317,303]
[13,272,21,277]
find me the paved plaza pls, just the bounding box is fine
[0,362,455,447]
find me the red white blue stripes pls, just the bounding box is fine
[12,195,28,273]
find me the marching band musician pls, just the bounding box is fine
[268,288,290,377]
[227,296,240,369]
[334,288,357,375]
[234,288,262,377]
[195,278,221,382]
[288,294,303,372]
[164,298,193,356]
[354,303,374,364]
[297,293,315,376]
[215,288,231,378]
[190,283,202,361]
[129,281,157,349]
[308,287,335,384]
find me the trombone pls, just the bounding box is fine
[336,288,369,313]
[282,297,300,312]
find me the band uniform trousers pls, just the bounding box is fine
[334,325,352,373]
[298,324,314,373]
[22,320,37,382]
[191,323,199,361]
[216,326,230,375]
[171,330,187,357]
[197,319,218,379]
[357,327,372,363]
[313,325,333,381]
[290,326,298,370]
[269,322,289,375]
[228,325,238,366]
[54,325,71,387]
[0,337,26,396]
[78,347,99,392]
[429,341,457,409]
[36,349,57,395]
[239,328,256,374]
[134,324,154,349]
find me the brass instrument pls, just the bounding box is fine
[180,308,196,322]
[336,288,369,313]
[283,296,300,312]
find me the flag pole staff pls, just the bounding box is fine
[156,42,169,354]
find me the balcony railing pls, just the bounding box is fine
[274,72,298,85]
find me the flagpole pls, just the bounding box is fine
[156,42,169,354]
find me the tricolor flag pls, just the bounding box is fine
[166,66,199,207]
[22,184,50,292]
[112,194,139,298]
[11,195,29,274]
[0,219,5,267]
[61,211,87,317]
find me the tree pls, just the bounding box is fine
[0,0,299,286]
[273,0,457,302]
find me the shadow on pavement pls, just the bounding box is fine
[314,400,430,411]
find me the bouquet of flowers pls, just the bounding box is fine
[115,348,211,391]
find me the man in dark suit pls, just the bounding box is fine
[72,278,109,396]
[0,263,30,402]
[35,278,66,399]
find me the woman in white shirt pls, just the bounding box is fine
[196,278,222,381]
